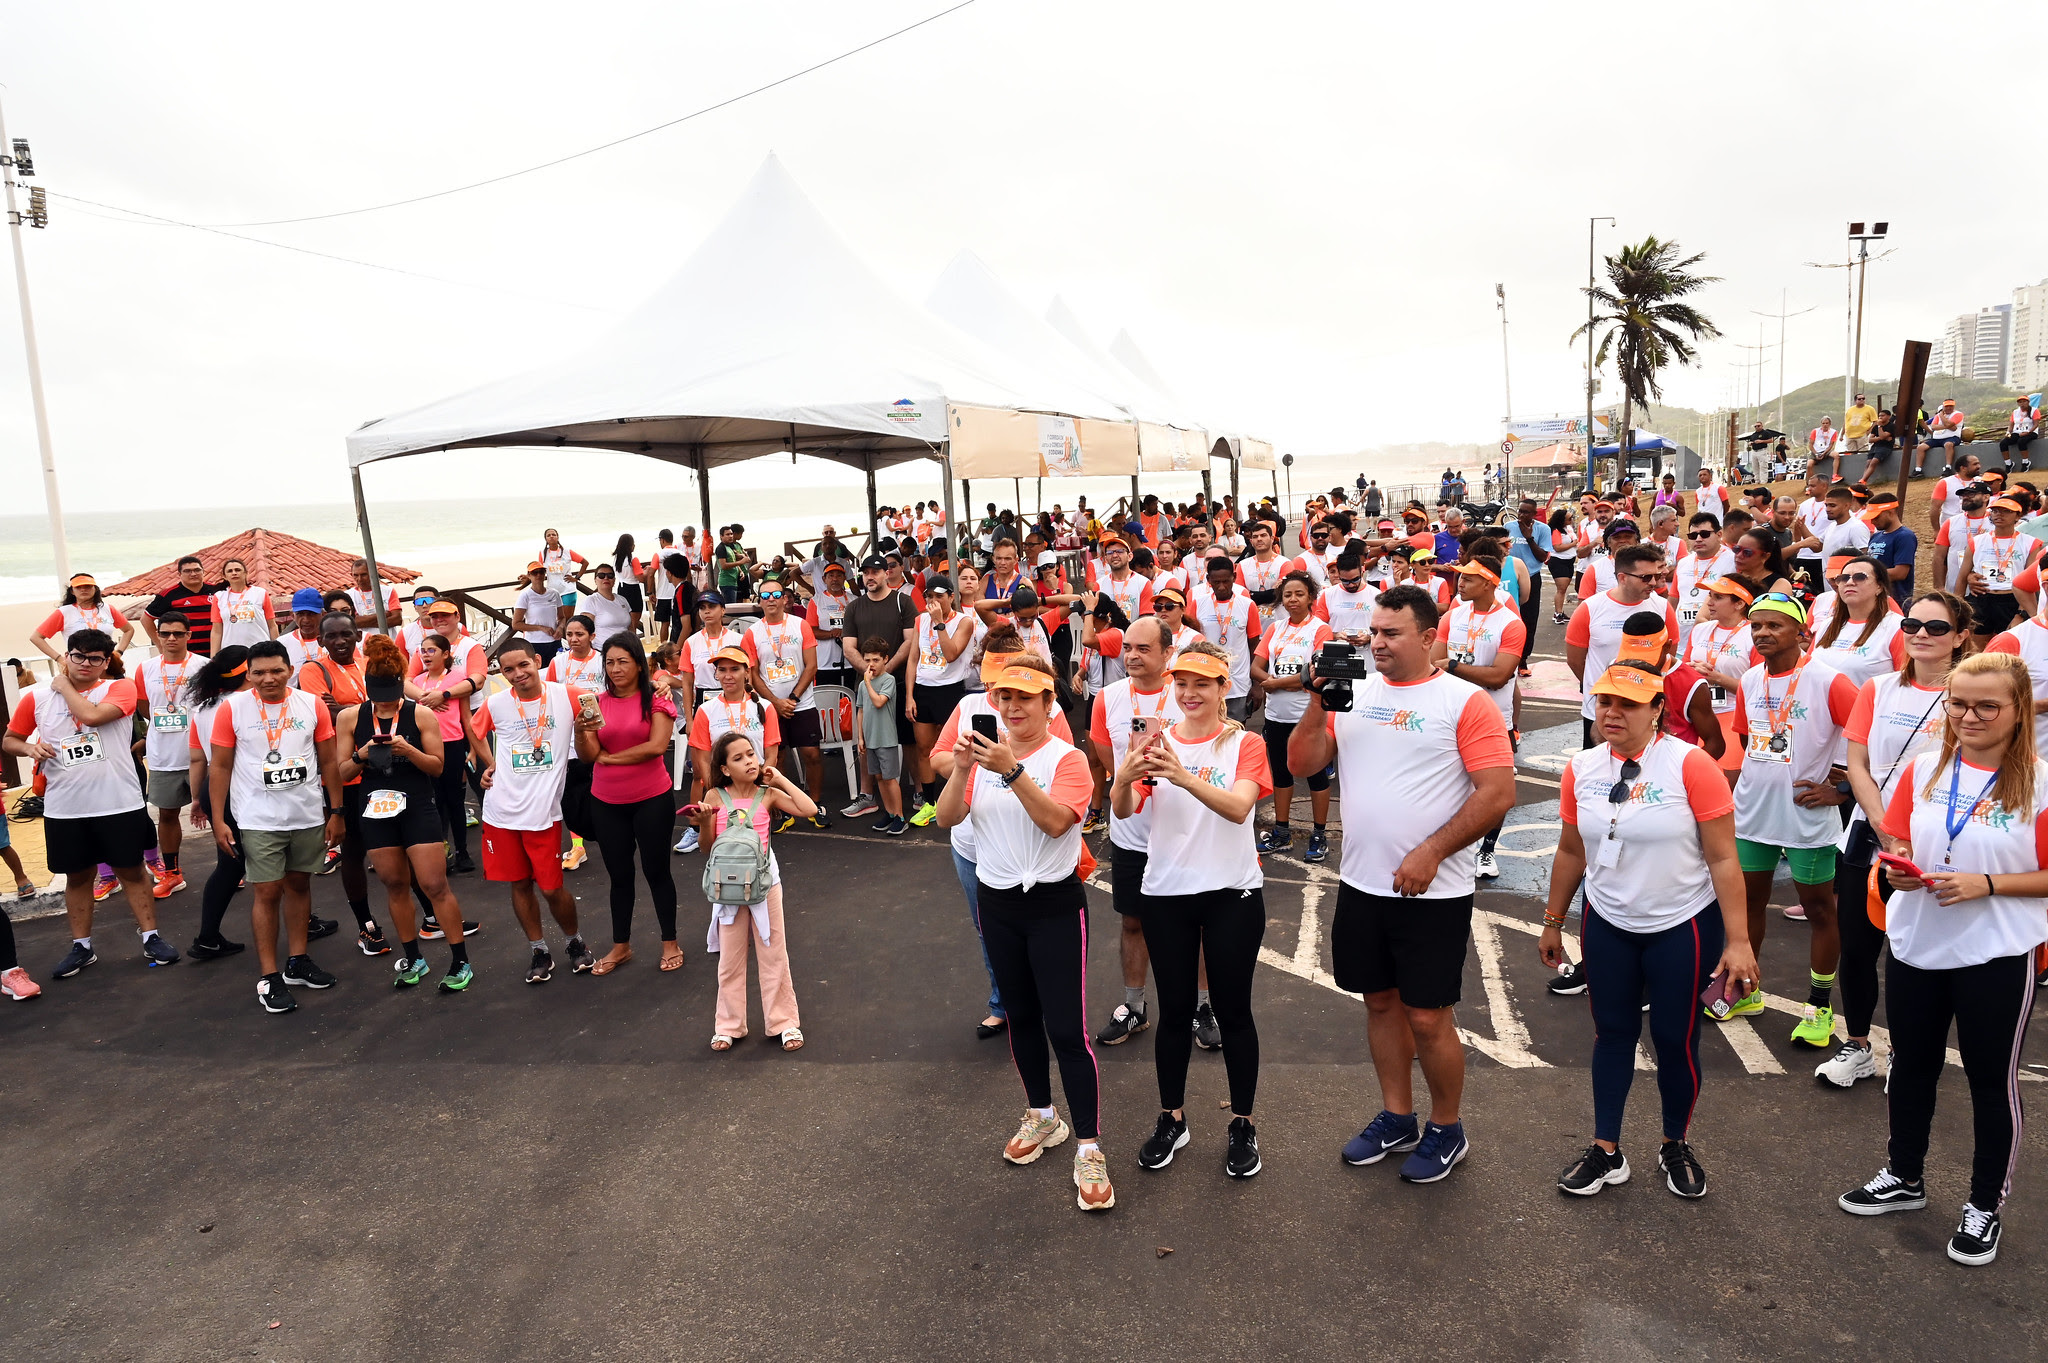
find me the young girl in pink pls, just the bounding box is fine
[694,730,817,1052]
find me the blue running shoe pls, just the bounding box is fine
[1342,1110,1420,1166]
[1399,1121,1469,1184]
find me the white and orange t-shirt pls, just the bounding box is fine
[35,602,130,645]
[958,733,1091,890]
[1844,673,1948,844]
[1984,617,2048,758]
[1881,752,2048,970]
[946,694,1074,862]
[211,586,273,650]
[546,648,605,693]
[681,626,744,691]
[744,616,818,712]
[1562,735,1733,932]
[1566,591,1681,720]
[1255,615,1334,724]
[1314,582,1380,645]
[1327,670,1514,898]
[686,691,782,756]
[1684,620,1756,714]
[1186,585,1258,698]
[474,682,584,830]
[210,688,333,832]
[137,652,205,774]
[8,679,145,818]
[1129,724,1274,895]
[1935,514,1988,594]
[1930,477,1973,531]
[1440,601,1526,727]
[1730,658,1859,849]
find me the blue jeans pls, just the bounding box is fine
[1583,901,1724,1145]
[953,846,1004,1018]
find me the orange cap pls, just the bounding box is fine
[711,646,750,667]
[423,599,461,616]
[1591,663,1663,703]
[987,664,1056,695]
[1452,562,1500,584]
[1154,587,1186,606]
[978,650,1025,684]
[1615,629,1668,667]
[1167,650,1231,681]
[1703,577,1753,605]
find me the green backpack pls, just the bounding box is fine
[702,793,771,906]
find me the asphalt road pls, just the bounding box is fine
[4,620,2045,1360]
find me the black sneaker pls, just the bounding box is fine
[51,942,96,978]
[140,934,181,968]
[1659,1140,1707,1199]
[1225,1116,1262,1178]
[305,913,339,942]
[357,925,391,957]
[806,814,831,832]
[526,950,554,985]
[282,954,336,989]
[419,916,445,940]
[565,938,597,974]
[1547,960,1587,996]
[256,973,296,1014]
[1095,1003,1149,1046]
[1193,1001,1222,1051]
[316,846,341,876]
[1136,1111,1190,1170]
[885,817,908,837]
[871,815,895,834]
[447,855,477,875]
[1838,1167,1927,1215]
[1558,1143,1629,1196]
[186,937,246,961]
[1948,1203,2002,1266]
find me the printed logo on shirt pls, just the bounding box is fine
[1358,704,1426,732]
[1883,707,1942,739]
[1937,789,2014,832]
[1616,779,1670,807]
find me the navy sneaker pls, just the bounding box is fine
[1399,1121,1469,1184]
[51,941,97,979]
[140,934,181,968]
[1256,827,1292,855]
[1342,1110,1420,1166]
[1305,830,1329,863]
[885,816,909,837]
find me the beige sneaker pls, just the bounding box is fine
[1073,1145,1115,1211]
[1003,1109,1069,1165]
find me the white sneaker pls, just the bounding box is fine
[1474,850,1500,879]
[1814,1041,1877,1088]
[674,827,699,854]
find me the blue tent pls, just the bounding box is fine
[1591,429,1678,457]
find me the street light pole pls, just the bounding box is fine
[1848,222,1887,397]
[1752,291,1817,434]
[1586,216,1614,490]
[1496,283,1513,495]
[0,93,67,585]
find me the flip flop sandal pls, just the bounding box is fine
[659,947,686,971]
[590,950,633,976]
[780,1029,804,1052]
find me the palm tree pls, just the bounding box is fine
[1573,236,1721,488]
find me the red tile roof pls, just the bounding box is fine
[104,528,419,599]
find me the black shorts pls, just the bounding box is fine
[1109,843,1149,918]
[356,790,446,851]
[1549,558,1575,580]
[618,583,644,613]
[44,807,158,875]
[1329,882,1473,1009]
[781,706,823,749]
[913,681,967,730]
[653,601,676,626]
[1261,718,1329,791]
[1971,592,2021,636]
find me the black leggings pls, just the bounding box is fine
[433,733,470,861]
[1262,720,1328,792]
[1144,887,1266,1116]
[978,876,1099,1140]
[1836,857,1885,1037]
[590,791,678,944]
[1517,574,1542,644]
[200,811,245,946]
[1885,950,2036,1211]
[1583,901,1723,1145]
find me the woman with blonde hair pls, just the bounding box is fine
[1114,639,1274,1179]
[1840,651,2048,1266]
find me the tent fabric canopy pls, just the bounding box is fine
[1592,430,1679,456]
[346,156,1126,474]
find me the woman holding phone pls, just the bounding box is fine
[1114,641,1274,1179]
[1540,663,1757,1201]
[1840,652,2048,1267]
[934,653,1111,1212]
[1822,592,1970,1089]
[575,633,681,975]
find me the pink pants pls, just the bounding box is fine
[715,884,799,1037]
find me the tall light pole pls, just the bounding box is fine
[1848,222,1887,399]
[1495,283,1513,494]
[1752,291,1816,433]
[1586,216,1614,488]
[0,94,66,584]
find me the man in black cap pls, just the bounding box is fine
[838,555,917,817]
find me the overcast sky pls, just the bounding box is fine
[3,0,2043,511]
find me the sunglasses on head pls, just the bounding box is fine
[1898,617,1955,637]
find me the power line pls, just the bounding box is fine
[204,0,982,228]
[49,189,605,310]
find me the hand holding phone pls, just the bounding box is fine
[1699,969,1733,1020]
[1877,851,1925,887]
[970,713,1000,743]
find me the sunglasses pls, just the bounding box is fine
[1607,758,1642,805]
[758,590,785,601]
[1898,617,1956,637]
[1733,545,1761,558]
[1833,572,1875,587]
[1687,529,1717,540]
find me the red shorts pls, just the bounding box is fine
[481,821,563,892]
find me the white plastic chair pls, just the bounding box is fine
[812,683,859,799]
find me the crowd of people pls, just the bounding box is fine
[2,458,2043,1265]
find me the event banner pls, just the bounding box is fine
[1503,415,1613,445]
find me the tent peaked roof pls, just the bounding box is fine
[347,155,1119,472]
[103,529,418,600]
[1108,330,1183,406]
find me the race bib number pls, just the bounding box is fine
[56,731,103,766]
[230,602,258,624]
[1450,651,1477,666]
[763,657,798,684]
[823,613,843,633]
[1746,732,1792,765]
[150,710,190,733]
[1680,606,1700,625]
[1986,568,2011,590]
[262,757,311,788]
[363,789,408,819]
[1271,658,1303,678]
[508,742,554,773]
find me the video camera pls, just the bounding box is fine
[1312,640,1373,713]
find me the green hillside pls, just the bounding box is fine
[1640,372,2028,451]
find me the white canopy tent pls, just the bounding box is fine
[342,155,1131,621]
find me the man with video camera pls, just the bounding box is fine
[1285,583,1516,1186]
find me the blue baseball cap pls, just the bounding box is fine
[291,588,325,612]
[697,590,725,607]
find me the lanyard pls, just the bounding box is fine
[1460,605,1494,658]
[257,698,291,758]
[1700,625,1738,672]
[1762,667,1803,739]
[720,696,754,732]
[513,693,548,745]
[1983,535,2023,576]
[1942,756,2002,863]
[154,659,189,708]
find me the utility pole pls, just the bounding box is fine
[1496,283,1513,494]
[1587,216,1614,489]
[1848,222,1887,398]
[0,94,67,585]
[1752,291,1816,434]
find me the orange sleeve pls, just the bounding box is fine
[1827,672,1858,726]
[938,707,963,752]
[6,693,34,737]
[297,663,329,700]
[1986,631,2023,656]
[1498,616,1528,658]
[1881,759,1919,841]
[1136,581,1154,615]
[211,705,236,748]
[473,700,497,739]
[1050,708,1073,742]
[1564,604,1592,647]
[33,610,62,638]
[1089,694,1111,746]
[1680,745,1735,819]
[1312,595,1330,622]
[741,630,762,665]
[1935,520,1953,548]
[798,620,817,649]
[1254,623,1277,662]
[110,607,130,629]
[463,649,486,684]
[1576,567,1594,599]
[102,679,139,717]
[1233,730,1274,799]
[1096,627,1123,660]
[762,707,782,747]
[1559,764,1578,824]
[804,601,821,629]
[1886,630,1906,669]
[312,705,335,742]
[189,721,206,753]
[686,710,710,751]
[2018,564,2042,595]
[1045,749,1093,821]
[1664,604,1680,639]
[1846,680,1877,745]
[210,597,224,628]
[1455,692,1514,771]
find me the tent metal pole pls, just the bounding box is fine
[693,447,713,536]
[864,455,879,545]
[350,464,390,633]
[1229,451,1240,508]
[940,450,957,567]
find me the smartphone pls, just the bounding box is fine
[1699,969,1732,1021]
[578,691,604,726]
[971,713,999,743]
[371,732,395,745]
[1877,851,1925,881]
